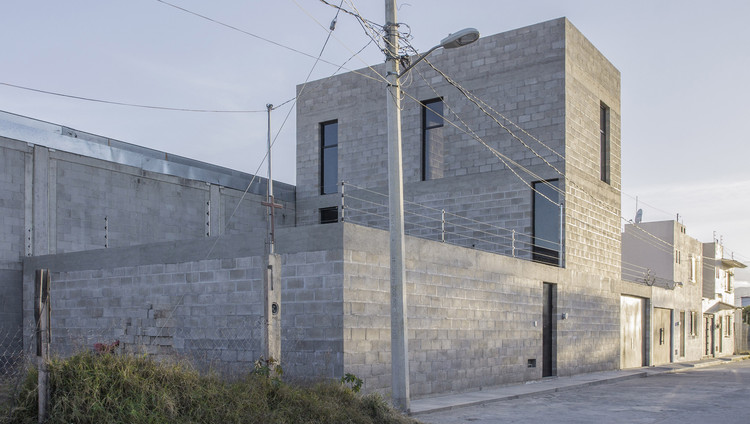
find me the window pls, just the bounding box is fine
[532,179,561,266]
[689,311,699,336]
[727,271,734,293]
[688,255,697,283]
[725,315,732,336]
[319,206,338,224]
[600,102,610,184]
[422,98,444,181]
[320,121,338,195]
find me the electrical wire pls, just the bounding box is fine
[0,82,267,113]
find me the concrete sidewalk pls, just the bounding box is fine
[410,355,750,415]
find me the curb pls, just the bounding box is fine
[410,372,647,416]
[410,355,750,416]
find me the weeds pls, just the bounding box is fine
[1,352,420,424]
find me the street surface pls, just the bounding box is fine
[417,360,750,424]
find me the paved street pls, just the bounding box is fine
[417,360,750,424]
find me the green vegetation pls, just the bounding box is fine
[2,352,420,424]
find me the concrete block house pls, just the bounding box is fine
[2,17,699,400]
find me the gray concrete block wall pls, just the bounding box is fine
[296,19,568,233]
[0,142,27,269]
[22,256,267,370]
[341,224,619,398]
[54,157,208,251]
[295,18,623,281]
[0,141,28,335]
[281,248,345,381]
[20,226,344,383]
[563,19,622,280]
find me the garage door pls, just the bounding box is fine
[620,296,645,368]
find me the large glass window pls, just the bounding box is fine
[320,121,338,195]
[600,102,610,184]
[422,98,444,181]
[533,179,561,266]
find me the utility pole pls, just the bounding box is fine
[384,0,410,412]
[262,103,282,369]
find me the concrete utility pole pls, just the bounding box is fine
[383,0,479,411]
[262,103,281,368]
[385,0,410,412]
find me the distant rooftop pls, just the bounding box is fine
[0,110,294,201]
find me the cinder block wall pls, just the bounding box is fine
[341,224,619,398]
[21,227,345,383]
[1,122,295,335]
[296,19,567,243]
[0,139,26,333]
[295,18,622,280]
[563,19,622,279]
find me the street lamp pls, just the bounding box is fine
[384,0,479,412]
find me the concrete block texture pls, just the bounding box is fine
[341,224,619,398]
[295,18,622,281]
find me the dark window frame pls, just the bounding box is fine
[319,206,339,224]
[532,179,561,266]
[320,120,339,195]
[600,102,611,184]
[421,98,444,181]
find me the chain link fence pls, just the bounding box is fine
[0,326,30,406]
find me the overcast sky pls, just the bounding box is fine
[1,0,748,280]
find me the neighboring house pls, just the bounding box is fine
[702,241,746,358]
[621,220,705,366]
[4,17,648,400]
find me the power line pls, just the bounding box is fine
[0,82,267,113]
[154,0,386,85]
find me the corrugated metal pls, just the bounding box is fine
[0,110,295,201]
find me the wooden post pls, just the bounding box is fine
[34,269,51,423]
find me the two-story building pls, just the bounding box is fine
[4,17,635,400]
[702,241,746,357]
[621,220,705,366]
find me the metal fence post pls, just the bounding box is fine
[341,181,345,222]
[441,209,445,243]
[35,269,51,423]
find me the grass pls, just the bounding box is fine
[1,352,421,424]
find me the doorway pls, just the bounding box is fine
[542,283,557,377]
[705,316,714,357]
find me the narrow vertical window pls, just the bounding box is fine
[532,179,561,266]
[422,98,444,181]
[600,102,610,184]
[320,120,338,195]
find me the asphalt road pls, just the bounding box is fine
[417,360,750,424]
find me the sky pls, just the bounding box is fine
[1,0,748,280]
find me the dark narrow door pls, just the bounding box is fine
[679,311,686,357]
[542,283,555,377]
[705,316,714,356]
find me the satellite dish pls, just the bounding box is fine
[635,209,643,224]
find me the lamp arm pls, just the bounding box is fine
[398,44,440,77]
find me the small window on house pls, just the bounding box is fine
[690,311,699,336]
[600,102,611,184]
[319,206,339,224]
[727,271,734,293]
[725,316,732,336]
[689,256,696,283]
[320,121,339,195]
[422,98,445,181]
